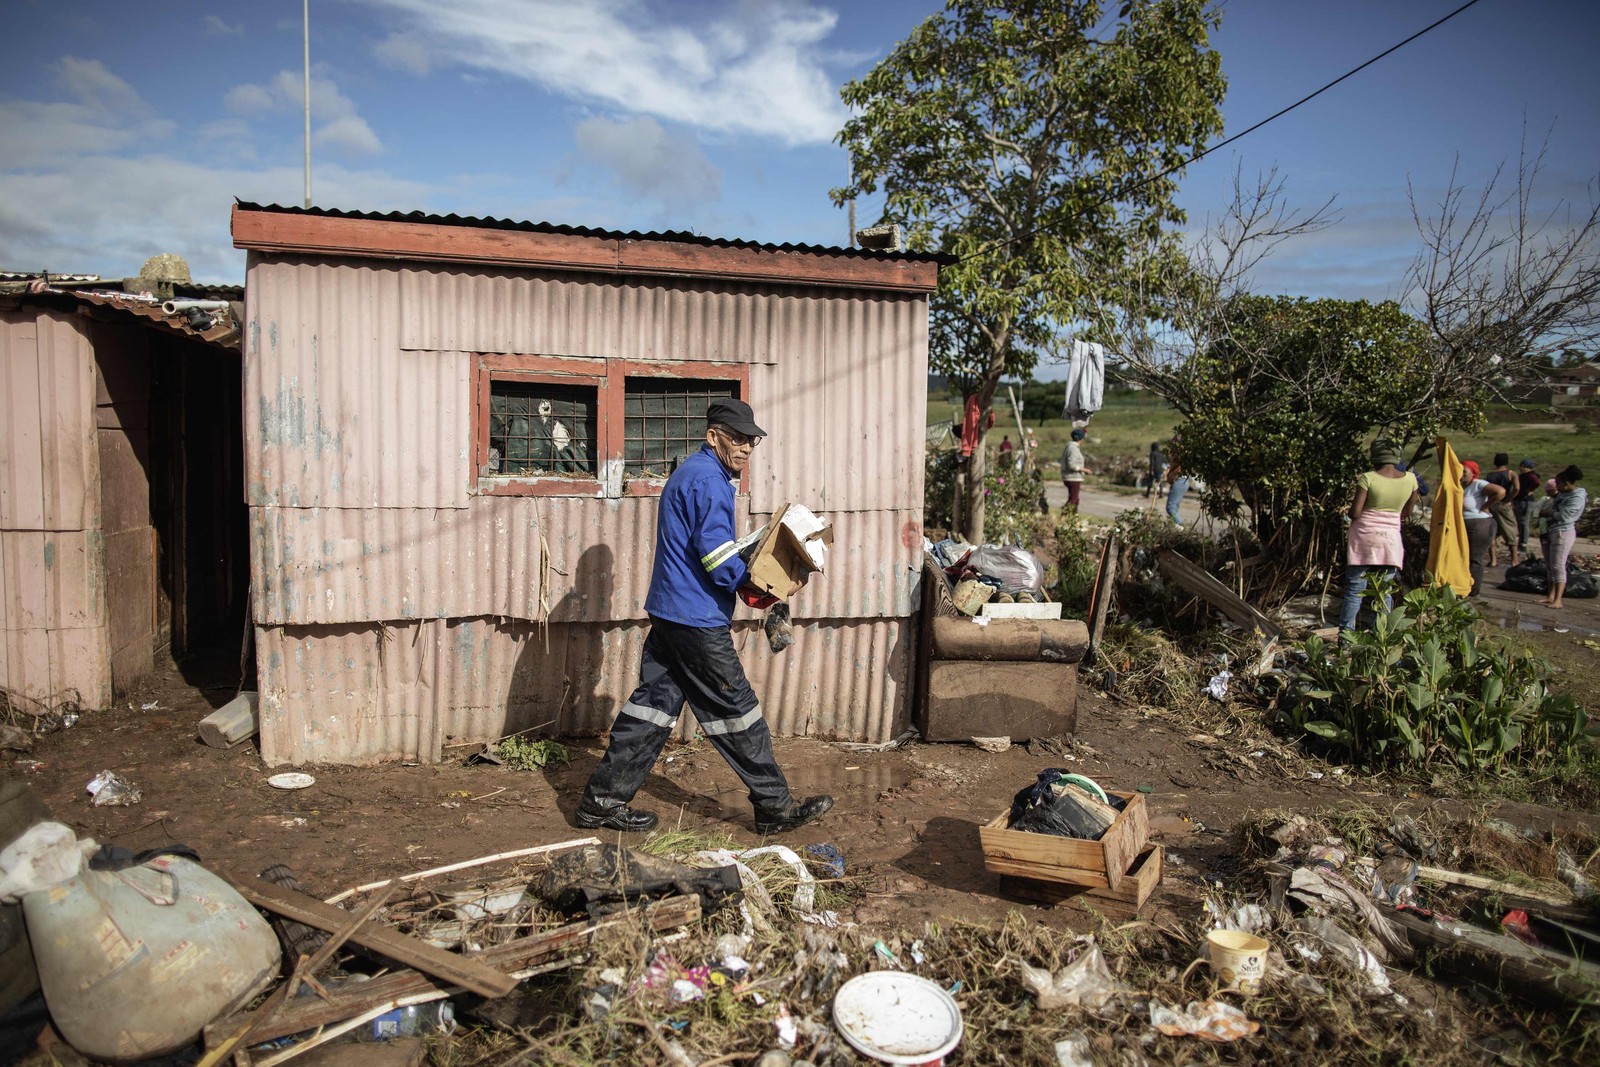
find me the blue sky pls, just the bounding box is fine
[2,0,1596,324]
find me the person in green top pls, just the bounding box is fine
[1340,441,1420,631]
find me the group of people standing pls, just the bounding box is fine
[1342,442,1590,631]
[1461,455,1588,608]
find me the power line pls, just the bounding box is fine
[955,0,1489,264]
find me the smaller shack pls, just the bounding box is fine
[0,262,248,713]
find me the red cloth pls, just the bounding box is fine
[739,587,778,610]
[961,396,980,457]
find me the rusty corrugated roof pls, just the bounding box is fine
[233,201,949,264]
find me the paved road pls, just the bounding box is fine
[1043,481,1209,526]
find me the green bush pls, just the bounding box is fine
[923,447,1049,542]
[1289,582,1587,772]
[498,736,571,771]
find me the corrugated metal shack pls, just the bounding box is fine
[231,203,940,765]
[1,272,247,712]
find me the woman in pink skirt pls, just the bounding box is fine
[1340,440,1419,632]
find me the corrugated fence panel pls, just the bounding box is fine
[245,257,470,509]
[251,497,920,626]
[748,293,927,515]
[0,623,110,712]
[397,268,788,363]
[0,312,98,531]
[0,530,105,631]
[258,615,911,764]
[822,293,928,513]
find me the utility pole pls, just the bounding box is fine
[846,156,855,248]
[303,0,312,208]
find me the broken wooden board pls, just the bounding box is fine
[207,894,701,1048]
[1086,532,1120,657]
[225,873,517,998]
[1158,550,1280,641]
[1000,844,1164,919]
[1383,904,1600,1013]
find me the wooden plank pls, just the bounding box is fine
[1415,866,1576,908]
[224,873,517,998]
[231,207,939,294]
[1000,844,1164,919]
[1383,904,1600,1013]
[206,895,701,1047]
[1157,550,1280,640]
[979,791,1149,891]
[1086,533,1120,656]
[324,837,599,905]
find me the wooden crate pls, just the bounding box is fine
[979,790,1149,891]
[999,845,1164,919]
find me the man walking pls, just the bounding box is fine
[1514,458,1540,557]
[575,399,833,835]
[1485,453,1520,567]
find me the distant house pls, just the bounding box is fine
[1551,362,1600,397]
[0,265,246,712]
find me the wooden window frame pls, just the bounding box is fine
[472,355,750,498]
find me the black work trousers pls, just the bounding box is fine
[581,617,793,816]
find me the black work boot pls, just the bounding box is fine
[754,795,834,835]
[574,802,659,833]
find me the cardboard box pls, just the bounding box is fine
[743,503,832,602]
[979,790,1149,891]
[999,845,1163,919]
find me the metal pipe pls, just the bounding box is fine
[303,0,312,209]
[162,299,231,315]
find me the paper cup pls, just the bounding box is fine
[1207,929,1268,993]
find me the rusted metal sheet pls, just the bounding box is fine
[257,615,912,765]
[399,267,793,363]
[250,499,915,625]
[0,311,100,531]
[748,292,929,515]
[0,624,111,713]
[0,530,105,631]
[244,259,470,509]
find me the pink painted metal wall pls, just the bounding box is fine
[256,616,913,765]
[0,311,111,710]
[246,254,929,763]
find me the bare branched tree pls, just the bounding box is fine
[1404,127,1600,410]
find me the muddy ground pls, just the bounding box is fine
[13,558,1600,935]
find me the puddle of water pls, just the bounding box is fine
[1493,616,1599,637]
[698,763,912,818]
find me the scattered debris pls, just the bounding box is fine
[85,770,141,806]
[1149,999,1260,1042]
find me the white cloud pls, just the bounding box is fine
[0,59,424,279]
[203,14,244,37]
[2,59,173,169]
[571,116,721,212]
[223,69,384,156]
[315,114,383,156]
[355,0,846,146]
[0,155,433,281]
[373,32,431,76]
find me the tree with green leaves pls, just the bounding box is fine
[835,0,1226,541]
[1170,294,1443,600]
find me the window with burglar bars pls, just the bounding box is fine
[487,381,597,477]
[624,378,736,478]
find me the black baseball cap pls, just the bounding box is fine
[706,398,766,438]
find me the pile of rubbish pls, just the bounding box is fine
[1008,770,1125,841]
[928,537,1050,615]
[1499,557,1600,597]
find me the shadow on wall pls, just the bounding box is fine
[505,543,618,737]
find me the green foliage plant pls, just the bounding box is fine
[497,736,571,771]
[1290,581,1587,773]
[837,0,1227,542]
[1173,294,1456,601]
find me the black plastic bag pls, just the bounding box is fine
[1567,570,1599,598]
[1499,572,1548,595]
[540,843,742,917]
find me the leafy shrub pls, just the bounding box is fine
[498,736,571,771]
[1289,582,1587,772]
[923,446,1049,543]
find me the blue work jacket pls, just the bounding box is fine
[643,446,749,627]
